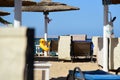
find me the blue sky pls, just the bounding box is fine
[0,0,120,38]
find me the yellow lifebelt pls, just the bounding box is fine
[39,39,49,51]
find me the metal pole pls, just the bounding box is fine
[44,12,49,56]
[14,0,22,28]
[103,4,109,71]
[44,12,49,41]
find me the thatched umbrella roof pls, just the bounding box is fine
[0,17,11,24]
[0,10,10,16]
[22,0,79,12]
[0,0,37,27]
[22,0,79,45]
[111,0,120,4]
[0,10,11,24]
[103,0,120,5]
[0,0,37,7]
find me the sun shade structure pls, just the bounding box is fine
[22,0,79,56]
[0,10,11,24]
[22,0,80,12]
[22,0,79,40]
[111,0,120,4]
[0,0,36,7]
[0,17,11,24]
[0,0,37,27]
[102,0,120,5]
[0,10,10,16]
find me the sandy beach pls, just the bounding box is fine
[34,58,101,80]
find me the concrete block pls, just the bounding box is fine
[0,27,34,80]
[109,38,120,69]
[71,34,87,41]
[97,37,103,66]
[58,36,72,60]
[92,36,100,56]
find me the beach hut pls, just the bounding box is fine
[102,0,120,71]
[0,0,36,27]
[22,0,79,56]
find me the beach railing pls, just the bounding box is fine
[35,44,40,54]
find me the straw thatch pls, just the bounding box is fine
[22,0,80,12]
[0,0,36,7]
[0,10,10,16]
[0,17,11,24]
[103,0,120,5]
[111,0,120,4]
[22,0,79,47]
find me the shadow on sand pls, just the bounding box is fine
[34,56,97,62]
[50,77,66,80]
